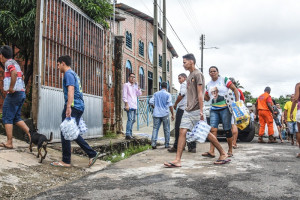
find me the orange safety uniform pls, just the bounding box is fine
[257,92,274,136]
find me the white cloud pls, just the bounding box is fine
[118,0,300,98]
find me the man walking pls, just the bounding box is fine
[51,55,100,168]
[123,73,142,139]
[255,87,277,143]
[0,45,31,149]
[164,54,229,167]
[168,73,196,153]
[284,94,298,145]
[150,82,174,149]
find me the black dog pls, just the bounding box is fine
[29,130,53,163]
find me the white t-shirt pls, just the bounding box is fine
[177,81,187,110]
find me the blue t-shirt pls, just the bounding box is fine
[63,69,84,111]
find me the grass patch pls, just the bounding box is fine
[104,144,151,163]
[101,130,118,140]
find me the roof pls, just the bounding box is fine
[115,3,178,58]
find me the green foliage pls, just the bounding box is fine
[104,144,151,163]
[274,95,290,110]
[71,0,113,28]
[235,80,244,89]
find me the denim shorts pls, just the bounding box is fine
[210,107,232,131]
[287,121,298,134]
[2,91,26,124]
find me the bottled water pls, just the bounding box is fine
[78,117,88,135]
[60,117,80,140]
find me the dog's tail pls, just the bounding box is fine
[48,132,53,142]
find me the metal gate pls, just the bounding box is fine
[35,0,104,141]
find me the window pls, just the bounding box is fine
[167,80,170,92]
[167,61,170,72]
[139,67,145,89]
[139,40,144,56]
[125,60,132,80]
[126,31,132,49]
[159,76,162,90]
[159,54,162,67]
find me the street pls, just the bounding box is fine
[30,138,300,200]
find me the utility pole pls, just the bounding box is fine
[200,34,205,73]
[162,0,167,82]
[153,0,158,92]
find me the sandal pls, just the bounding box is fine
[164,162,181,168]
[88,152,101,168]
[202,152,215,158]
[228,153,233,157]
[50,161,71,168]
[0,142,13,149]
[214,159,231,165]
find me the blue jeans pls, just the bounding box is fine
[151,115,170,147]
[210,108,232,131]
[61,106,96,164]
[2,91,26,124]
[126,109,136,136]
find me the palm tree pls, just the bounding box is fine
[235,80,244,89]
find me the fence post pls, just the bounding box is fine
[147,96,149,126]
[137,97,139,131]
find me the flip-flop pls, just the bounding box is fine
[88,152,101,168]
[202,152,215,158]
[214,159,231,165]
[0,143,13,149]
[50,161,71,168]
[228,153,233,157]
[233,145,238,149]
[164,162,181,168]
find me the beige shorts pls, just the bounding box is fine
[180,109,206,131]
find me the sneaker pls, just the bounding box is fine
[152,146,157,149]
[258,136,266,143]
[168,147,177,153]
[268,135,278,143]
[188,148,196,153]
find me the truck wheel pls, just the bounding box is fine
[238,124,255,142]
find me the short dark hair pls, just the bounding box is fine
[57,55,71,66]
[183,53,196,64]
[229,77,236,86]
[264,87,271,92]
[161,82,168,89]
[178,73,187,79]
[0,45,13,59]
[209,66,219,72]
[129,73,135,77]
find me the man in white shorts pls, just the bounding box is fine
[164,54,229,167]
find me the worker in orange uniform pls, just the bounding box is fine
[255,87,277,143]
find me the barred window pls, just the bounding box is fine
[126,31,132,49]
[167,80,170,92]
[167,61,170,72]
[139,40,144,56]
[159,54,162,67]
[139,67,145,89]
[159,76,162,90]
[125,60,132,80]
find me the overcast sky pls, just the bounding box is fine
[118,0,300,98]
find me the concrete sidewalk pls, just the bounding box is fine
[122,110,175,146]
[0,134,109,200]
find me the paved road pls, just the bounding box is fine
[31,138,300,200]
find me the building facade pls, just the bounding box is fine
[114,3,178,96]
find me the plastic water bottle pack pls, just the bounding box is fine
[186,121,211,143]
[78,117,88,135]
[60,117,80,140]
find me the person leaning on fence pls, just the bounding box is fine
[255,87,277,143]
[164,53,229,167]
[149,82,175,149]
[122,73,142,140]
[51,55,100,168]
[168,73,197,153]
[0,45,31,149]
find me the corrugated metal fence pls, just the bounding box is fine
[36,0,104,141]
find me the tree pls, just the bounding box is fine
[72,0,113,28]
[235,80,244,89]
[243,90,253,103]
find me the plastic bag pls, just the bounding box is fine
[60,117,80,140]
[231,101,250,124]
[264,120,279,138]
[3,77,24,91]
[78,117,88,135]
[186,121,211,143]
[296,111,300,123]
